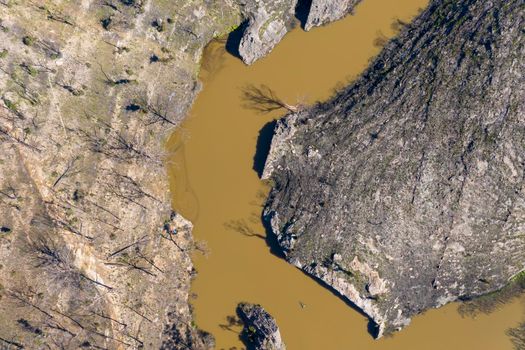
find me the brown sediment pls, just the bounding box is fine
[168,0,525,349]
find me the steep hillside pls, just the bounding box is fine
[263,0,524,336]
[0,1,239,348]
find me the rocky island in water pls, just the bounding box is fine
[0,0,523,349]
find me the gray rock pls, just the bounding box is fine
[263,0,525,337]
[237,0,363,64]
[238,303,286,350]
[305,0,362,31]
[238,0,298,65]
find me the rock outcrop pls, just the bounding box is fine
[305,0,362,31]
[236,0,363,64]
[237,303,286,350]
[263,0,525,337]
[238,0,298,65]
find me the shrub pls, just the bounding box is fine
[100,17,112,30]
[22,35,36,46]
[3,98,17,112]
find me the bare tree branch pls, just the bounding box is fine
[107,236,148,259]
[0,126,41,152]
[53,157,79,188]
[77,114,153,162]
[132,96,179,126]
[0,336,24,349]
[242,84,299,114]
[121,304,153,324]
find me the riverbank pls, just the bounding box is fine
[168,0,525,348]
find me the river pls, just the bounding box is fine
[167,0,525,349]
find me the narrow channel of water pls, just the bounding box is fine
[168,1,525,349]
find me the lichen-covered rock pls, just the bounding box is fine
[263,0,525,337]
[238,0,298,65]
[237,303,286,350]
[305,0,362,31]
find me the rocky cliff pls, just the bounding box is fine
[263,0,525,337]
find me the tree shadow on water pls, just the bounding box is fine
[226,21,249,60]
[252,120,277,178]
[224,219,266,240]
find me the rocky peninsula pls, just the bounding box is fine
[263,0,525,337]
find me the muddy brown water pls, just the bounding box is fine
[167,1,525,349]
